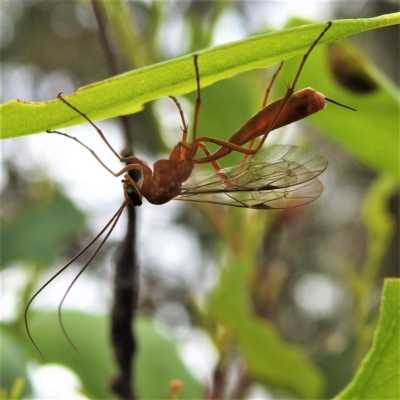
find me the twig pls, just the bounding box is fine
[110,204,138,399]
[91,1,139,398]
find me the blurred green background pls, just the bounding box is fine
[1,1,398,399]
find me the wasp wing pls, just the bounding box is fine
[176,145,328,209]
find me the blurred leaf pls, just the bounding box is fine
[351,175,398,364]
[0,190,85,269]
[208,211,324,399]
[1,191,84,267]
[335,279,400,400]
[1,14,399,138]
[10,378,25,400]
[135,319,202,400]
[0,325,32,398]
[24,312,201,399]
[280,18,399,179]
[362,175,397,281]
[0,377,25,400]
[327,40,379,93]
[23,311,114,399]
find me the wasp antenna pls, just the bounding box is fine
[25,203,127,357]
[24,309,45,359]
[57,202,127,354]
[325,97,357,112]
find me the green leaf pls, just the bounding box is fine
[362,175,398,282]
[134,319,202,400]
[0,325,32,398]
[23,312,201,399]
[0,189,85,269]
[23,311,114,399]
[335,279,400,400]
[1,14,399,139]
[347,175,399,365]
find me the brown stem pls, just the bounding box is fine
[91,1,139,398]
[110,204,138,400]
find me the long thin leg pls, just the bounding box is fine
[172,22,333,168]
[196,142,226,178]
[290,21,332,92]
[167,56,202,162]
[47,129,118,176]
[249,21,333,154]
[169,96,189,142]
[55,94,135,164]
[169,95,189,160]
[192,54,202,142]
[242,61,284,163]
[262,61,284,109]
[48,129,146,178]
[191,21,334,163]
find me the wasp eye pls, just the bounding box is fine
[126,183,142,206]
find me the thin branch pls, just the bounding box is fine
[91,1,139,399]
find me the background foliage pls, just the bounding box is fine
[1,1,399,399]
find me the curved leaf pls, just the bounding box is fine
[1,14,399,139]
[335,279,400,400]
[25,312,202,399]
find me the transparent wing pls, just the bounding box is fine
[175,145,328,209]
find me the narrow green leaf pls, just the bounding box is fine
[0,325,32,398]
[362,175,398,282]
[1,14,399,139]
[25,312,202,399]
[335,279,400,400]
[0,190,85,269]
